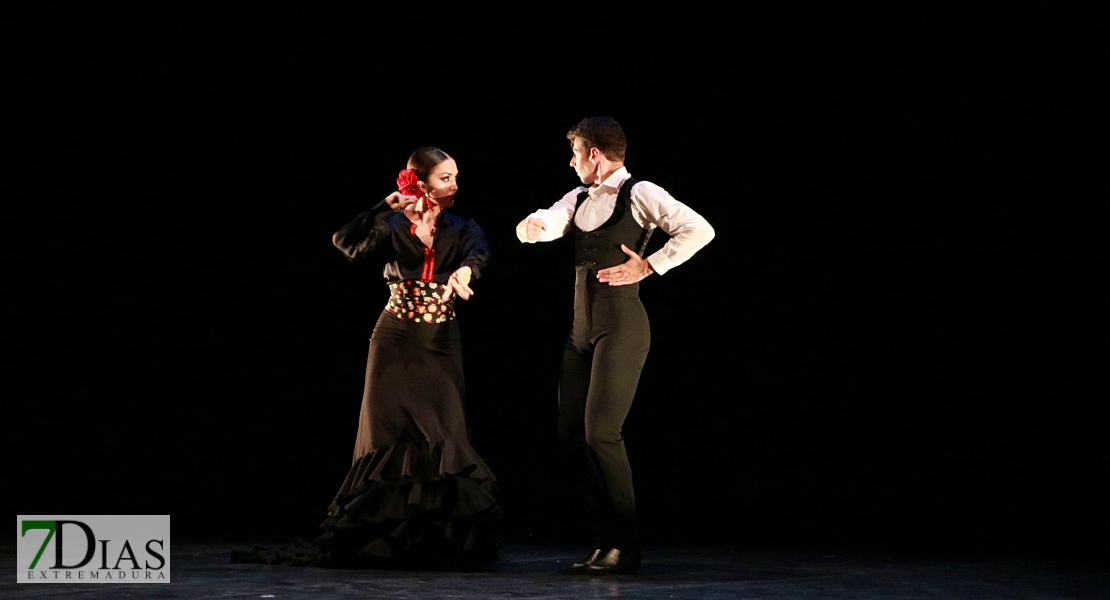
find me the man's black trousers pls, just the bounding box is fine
[557,268,650,550]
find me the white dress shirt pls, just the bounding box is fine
[516,167,715,275]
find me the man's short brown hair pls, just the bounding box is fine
[567,116,626,161]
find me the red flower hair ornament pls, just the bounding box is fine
[396,168,439,213]
[396,169,424,199]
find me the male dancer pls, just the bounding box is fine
[516,116,714,575]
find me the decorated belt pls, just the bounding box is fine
[384,280,455,323]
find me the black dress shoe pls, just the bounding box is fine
[570,547,607,573]
[584,547,642,575]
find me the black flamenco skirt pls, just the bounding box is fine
[316,437,502,569]
[233,311,502,570]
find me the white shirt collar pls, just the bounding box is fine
[593,166,630,193]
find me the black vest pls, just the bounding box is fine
[572,177,651,288]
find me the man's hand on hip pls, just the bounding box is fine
[596,245,655,286]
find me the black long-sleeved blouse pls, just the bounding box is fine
[332,201,491,284]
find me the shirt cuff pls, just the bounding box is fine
[646,251,677,276]
[460,260,482,279]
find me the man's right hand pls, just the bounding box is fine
[384,191,419,212]
[523,217,547,241]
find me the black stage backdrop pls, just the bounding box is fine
[6,4,1108,558]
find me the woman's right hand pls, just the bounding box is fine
[384,191,419,212]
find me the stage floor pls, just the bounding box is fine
[2,543,1106,598]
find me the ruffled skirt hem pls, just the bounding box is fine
[230,438,502,570]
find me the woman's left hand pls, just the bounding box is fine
[443,266,474,300]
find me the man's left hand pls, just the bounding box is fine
[597,245,654,286]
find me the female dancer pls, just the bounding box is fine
[237,147,501,570]
[322,146,501,569]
